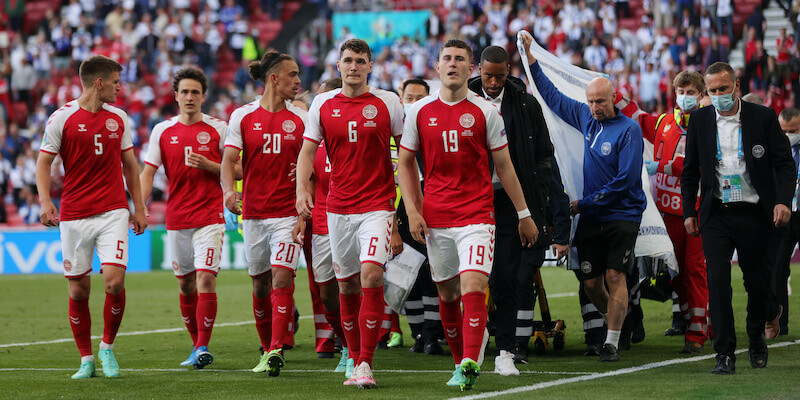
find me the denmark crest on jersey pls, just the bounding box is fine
[196,131,211,144]
[282,120,296,133]
[105,118,119,132]
[459,113,475,128]
[362,104,378,119]
[64,259,72,272]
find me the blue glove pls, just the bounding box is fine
[224,207,239,231]
[645,160,658,176]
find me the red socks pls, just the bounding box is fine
[69,297,92,357]
[461,292,487,362]
[339,292,362,361]
[195,293,217,348]
[357,287,384,367]
[439,296,463,364]
[102,290,126,346]
[324,306,347,348]
[390,310,401,334]
[269,286,295,351]
[253,292,272,350]
[179,291,199,345]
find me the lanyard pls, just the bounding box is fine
[715,120,743,162]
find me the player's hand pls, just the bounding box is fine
[131,208,147,235]
[390,229,403,258]
[296,189,314,219]
[292,217,306,244]
[39,199,59,226]
[552,243,569,262]
[645,160,658,176]
[187,152,212,171]
[684,216,699,237]
[774,204,791,228]
[289,162,297,182]
[408,211,429,244]
[224,189,241,215]
[518,216,539,248]
[570,200,580,215]
[519,30,536,64]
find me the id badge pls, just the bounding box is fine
[721,174,743,203]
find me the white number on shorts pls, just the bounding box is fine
[367,237,379,257]
[348,121,358,142]
[262,133,281,154]
[94,134,103,155]
[468,245,486,266]
[116,240,124,260]
[184,146,192,166]
[276,243,296,263]
[442,130,459,153]
[205,248,215,266]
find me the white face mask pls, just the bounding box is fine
[403,103,412,114]
[787,133,800,146]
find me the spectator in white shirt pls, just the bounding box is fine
[584,36,609,71]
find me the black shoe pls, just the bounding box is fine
[680,341,704,354]
[712,354,736,374]
[512,344,529,364]
[632,320,646,344]
[584,343,602,356]
[618,338,631,351]
[598,344,619,362]
[748,335,768,368]
[376,340,389,350]
[779,326,789,336]
[665,317,687,336]
[317,352,334,359]
[334,337,343,353]
[409,336,425,353]
[424,340,443,355]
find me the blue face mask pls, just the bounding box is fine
[403,103,412,115]
[676,94,699,111]
[710,84,737,112]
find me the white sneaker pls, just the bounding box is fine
[494,350,520,376]
[477,327,489,366]
[343,362,361,386]
[355,362,376,389]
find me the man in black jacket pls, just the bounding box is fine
[468,45,554,376]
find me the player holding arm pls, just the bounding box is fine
[36,55,147,379]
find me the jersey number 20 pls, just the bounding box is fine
[262,133,282,154]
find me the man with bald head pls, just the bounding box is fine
[521,33,646,362]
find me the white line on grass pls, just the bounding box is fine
[0,292,581,349]
[0,368,593,375]
[449,339,800,400]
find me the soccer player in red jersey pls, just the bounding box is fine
[397,39,538,391]
[295,39,404,388]
[140,67,233,369]
[35,55,148,379]
[221,52,305,377]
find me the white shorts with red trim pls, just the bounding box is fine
[426,224,496,283]
[243,217,301,277]
[328,210,394,280]
[167,223,225,277]
[60,208,130,278]
[311,233,334,283]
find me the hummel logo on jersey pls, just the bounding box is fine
[253,122,263,130]
[366,319,378,329]
[428,117,438,126]
[182,316,191,324]
[170,136,179,144]
[343,321,354,331]
[203,317,214,328]
[446,328,458,338]
[111,307,122,315]
[332,109,341,117]
[277,306,287,314]
[70,316,81,324]
[468,318,480,328]
[255,309,265,318]
[78,124,87,132]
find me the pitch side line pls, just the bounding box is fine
[449,339,800,400]
[0,292,580,349]
[0,368,593,375]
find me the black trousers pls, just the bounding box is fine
[514,248,546,348]
[489,188,521,353]
[701,202,780,356]
[769,212,799,331]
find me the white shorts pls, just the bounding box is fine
[328,210,394,280]
[60,208,130,278]
[426,224,496,283]
[311,234,334,283]
[243,217,302,277]
[167,223,225,277]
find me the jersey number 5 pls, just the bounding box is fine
[94,134,103,155]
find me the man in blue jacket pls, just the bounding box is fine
[521,33,646,362]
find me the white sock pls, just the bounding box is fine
[99,341,113,351]
[605,330,621,347]
[81,355,95,363]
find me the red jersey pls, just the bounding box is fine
[400,91,508,228]
[303,87,404,214]
[226,101,306,219]
[312,141,331,235]
[144,114,227,230]
[40,100,133,221]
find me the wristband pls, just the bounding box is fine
[517,208,531,220]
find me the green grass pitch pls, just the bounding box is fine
[1,266,799,399]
